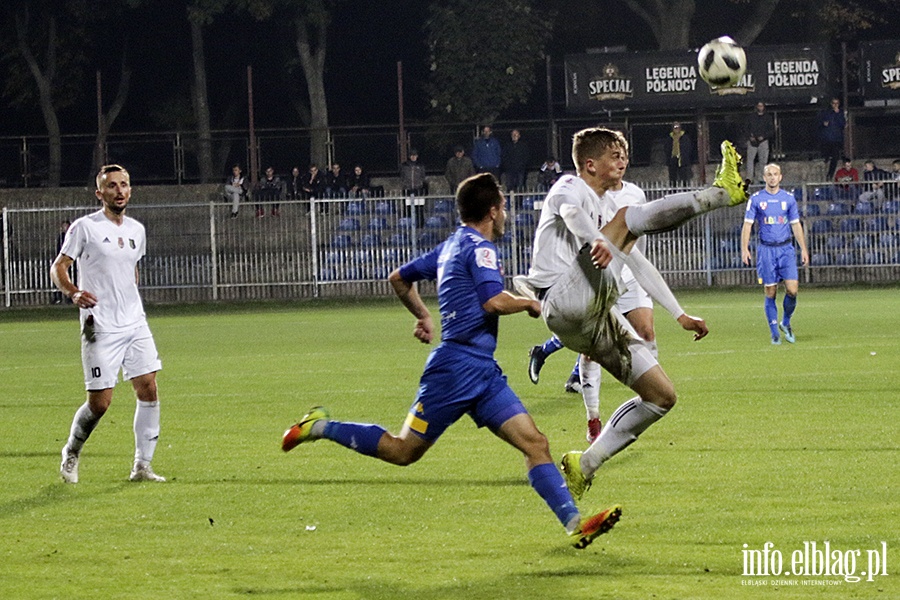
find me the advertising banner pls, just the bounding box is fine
[565,44,833,113]
[859,41,900,105]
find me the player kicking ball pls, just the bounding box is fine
[283,173,620,549]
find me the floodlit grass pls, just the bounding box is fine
[1,288,897,599]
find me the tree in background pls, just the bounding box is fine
[424,0,553,124]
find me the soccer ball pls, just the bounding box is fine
[698,36,747,87]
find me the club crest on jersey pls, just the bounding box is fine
[760,201,768,210]
[476,247,498,270]
[117,237,124,248]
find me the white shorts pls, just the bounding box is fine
[617,277,652,314]
[81,322,162,390]
[541,246,657,386]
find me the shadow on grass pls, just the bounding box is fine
[0,481,132,519]
[173,476,528,487]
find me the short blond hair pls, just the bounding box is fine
[571,128,628,172]
[95,164,130,190]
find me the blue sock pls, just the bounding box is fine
[782,294,797,326]
[541,335,565,356]
[571,358,580,378]
[764,296,779,338]
[527,463,579,528]
[322,421,386,457]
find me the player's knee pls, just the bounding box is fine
[646,387,677,411]
[386,442,427,467]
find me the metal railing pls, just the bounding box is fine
[3,183,899,308]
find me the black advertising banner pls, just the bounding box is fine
[565,44,833,113]
[859,41,900,105]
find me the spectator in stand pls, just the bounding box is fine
[817,97,846,180]
[891,159,900,201]
[255,166,285,218]
[286,166,302,201]
[471,125,502,178]
[400,149,428,196]
[744,102,775,183]
[502,128,530,192]
[224,164,249,218]
[325,163,349,198]
[667,122,693,187]
[445,145,474,194]
[301,164,326,211]
[401,149,428,227]
[347,164,371,198]
[538,157,562,191]
[833,157,859,201]
[858,159,890,204]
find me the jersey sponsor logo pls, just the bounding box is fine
[764,215,788,224]
[475,246,498,270]
[782,202,787,211]
[129,239,136,249]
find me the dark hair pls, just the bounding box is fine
[457,173,502,223]
[571,128,628,171]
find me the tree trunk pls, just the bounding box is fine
[294,17,329,169]
[93,61,132,178]
[190,19,215,183]
[14,11,61,187]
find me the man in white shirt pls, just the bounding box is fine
[519,127,747,500]
[51,164,165,484]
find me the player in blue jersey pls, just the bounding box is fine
[740,163,809,344]
[281,173,622,549]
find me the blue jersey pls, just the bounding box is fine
[744,188,799,246]
[399,226,505,357]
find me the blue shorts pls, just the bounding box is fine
[756,243,798,286]
[403,342,527,444]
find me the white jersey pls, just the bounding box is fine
[61,209,148,333]
[600,181,647,285]
[527,175,604,289]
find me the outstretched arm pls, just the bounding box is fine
[388,268,434,344]
[482,291,540,318]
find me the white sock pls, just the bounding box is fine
[581,396,668,478]
[579,355,601,420]
[66,402,101,455]
[624,188,730,235]
[133,400,160,465]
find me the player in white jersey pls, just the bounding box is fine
[516,127,748,500]
[51,164,165,484]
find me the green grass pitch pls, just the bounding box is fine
[1,287,897,599]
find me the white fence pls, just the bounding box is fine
[3,184,899,308]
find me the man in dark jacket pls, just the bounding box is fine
[745,102,775,183]
[502,129,530,192]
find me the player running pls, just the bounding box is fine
[282,173,620,549]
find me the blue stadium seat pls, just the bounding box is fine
[388,232,410,246]
[879,233,897,248]
[834,252,857,266]
[382,248,400,264]
[515,212,535,228]
[345,201,366,216]
[880,200,900,214]
[355,250,374,264]
[809,219,832,234]
[863,251,883,265]
[793,187,804,202]
[863,217,887,232]
[323,250,343,265]
[331,234,354,248]
[814,187,833,201]
[810,253,831,266]
[338,217,361,231]
[854,200,874,215]
[719,237,740,252]
[826,202,849,216]
[425,215,449,229]
[397,217,416,230]
[374,201,395,215]
[802,203,821,217]
[825,235,844,250]
[318,267,339,281]
[360,233,381,247]
[432,198,455,214]
[838,218,859,233]
[852,235,870,249]
[417,231,441,247]
[368,217,389,231]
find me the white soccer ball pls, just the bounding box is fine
[698,36,747,88]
